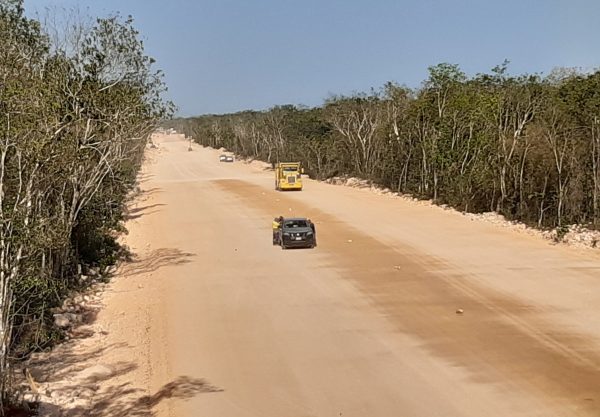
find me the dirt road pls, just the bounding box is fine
[96,133,600,417]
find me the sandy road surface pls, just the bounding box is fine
[101,133,600,417]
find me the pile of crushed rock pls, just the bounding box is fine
[11,265,115,414]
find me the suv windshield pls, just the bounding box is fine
[283,220,308,228]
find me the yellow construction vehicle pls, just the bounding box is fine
[275,162,304,191]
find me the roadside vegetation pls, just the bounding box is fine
[0,0,171,411]
[171,62,600,231]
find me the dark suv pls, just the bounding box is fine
[277,217,316,249]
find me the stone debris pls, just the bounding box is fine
[53,314,72,329]
[14,271,112,414]
[54,313,83,329]
[76,364,115,383]
[324,176,600,251]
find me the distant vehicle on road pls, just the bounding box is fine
[225,155,234,162]
[274,217,316,249]
[275,162,304,191]
[219,154,227,162]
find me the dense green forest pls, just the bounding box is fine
[171,62,600,230]
[0,0,170,408]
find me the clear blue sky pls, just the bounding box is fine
[24,0,600,116]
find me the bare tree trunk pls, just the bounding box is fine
[592,118,600,224]
[538,174,549,227]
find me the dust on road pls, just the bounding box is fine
[39,133,600,417]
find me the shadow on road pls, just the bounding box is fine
[123,203,166,221]
[35,351,222,417]
[26,342,130,383]
[29,333,221,416]
[136,173,155,185]
[43,375,223,417]
[119,248,196,277]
